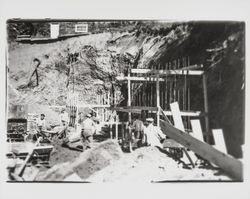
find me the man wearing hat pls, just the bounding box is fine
[143,117,166,148]
[81,113,96,150]
[34,113,47,140]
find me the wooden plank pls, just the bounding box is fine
[111,106,202,117]
[160,120,243,180]
[111,108,141,114]
[116,76,172,82]
[178,64,203,70]
[115,122,118,140]
[212,129,227,154]
[156,75,160,126]
[131,68,204,75]
[112,106,158,111]
[50,104,110,108]
[17,137,42,177]
[170,102,197,166]
[202,73,211,143]
[170,102,185,131]
[163,110,202,117]
[191,119,204,141]
[128,69,131,122]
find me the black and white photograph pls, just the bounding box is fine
[5,19,245,182]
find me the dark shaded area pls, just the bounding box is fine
[157,22,245,158]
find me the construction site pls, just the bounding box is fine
[6,20,245,182]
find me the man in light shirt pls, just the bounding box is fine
[143,117,166,148]
[81,113,96,150]
[58,108,69,139]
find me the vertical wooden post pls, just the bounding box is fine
[76,93,78,129]
[156,74,160,126]
[109,124,112,139]
[115,121,118,140]
[107,91,110,105]
[102,94,104,122]
[128,67,131,123]
[165,63,168,110]
[203,73,211,143]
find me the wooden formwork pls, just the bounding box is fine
[116,57,212,143]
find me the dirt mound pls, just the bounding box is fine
[49,138,82,168]
[87,146,231,182]
[35,139,123,181]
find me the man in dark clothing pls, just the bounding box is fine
[28,58,41,87]
[131,115,144,139]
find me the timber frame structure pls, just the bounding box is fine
[115,58,212,144]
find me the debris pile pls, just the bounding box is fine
[35,139,123,181]
[87,146,231,182]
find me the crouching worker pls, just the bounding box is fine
[142,118,166,148]
[81,113,96,150]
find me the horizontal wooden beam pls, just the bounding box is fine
[116,76,168,82]
[50,104,111,108]
[130,68,204,76]
[78,104,111,108]
[175,64,203,70]
[110,107,141,114]
[124,106,158,111]
[111,106,202,117]
[160,119,243,180]
[164,110,202,117]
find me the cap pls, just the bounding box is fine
[146,118,154,122]
[86,113,92,118]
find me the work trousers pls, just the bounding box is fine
[81,135,93,150]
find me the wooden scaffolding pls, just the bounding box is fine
[115,57,212,143]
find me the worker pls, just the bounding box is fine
[58,108,69,139]
[142,117,166,148]
[78,112,85,125]
[34,113,47,140]
[123,121,133,152]
[81,113,96,150]
[131,115,144,139]
[27,58,41,87]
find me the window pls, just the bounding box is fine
[75,24,88,33]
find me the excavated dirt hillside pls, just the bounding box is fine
[7,21,245,158]
[8,22,190,107]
